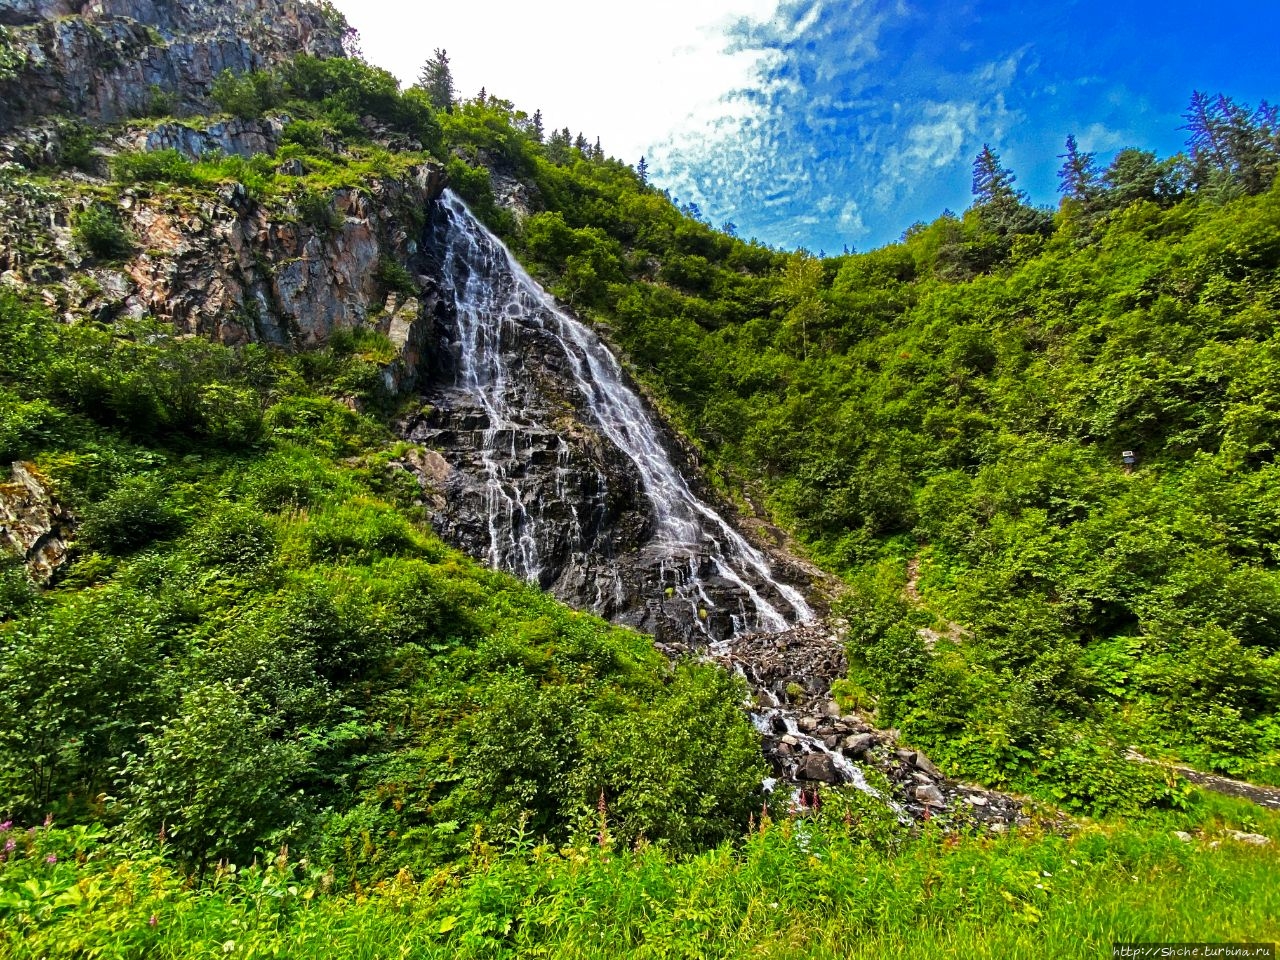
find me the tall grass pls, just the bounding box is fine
[3,793,1277,959]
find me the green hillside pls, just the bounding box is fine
[1,31,1278,959]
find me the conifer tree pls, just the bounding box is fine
[637,156,648,184]
[531,109,544,143]
[972,144,1019,207]
[416,48,455,113]
[1057,134,1099,201]
[592,137,603,162]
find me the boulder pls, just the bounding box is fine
[0,461,74,581]
[913,751,944,778]
[842,733,876,756]
[796,753,841,785]
[915,783,946,807]
[1226,830,1271,846]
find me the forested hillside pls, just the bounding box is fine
[1,4,1278,955]
[429,84,1280,807]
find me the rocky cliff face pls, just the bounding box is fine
[399,193,816,642]
[0,141,447,391]
[0,461,74,582]
[0,0,344,129]
[0,0,818,645]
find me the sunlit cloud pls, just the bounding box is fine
[330,0,1280,251]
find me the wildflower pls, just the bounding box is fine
[4,839,14,852]
[45,853,57,864]
[43,814,52,828]
[149,914,158,928]
[0,821,11,831]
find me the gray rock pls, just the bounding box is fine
[0,461,74,582]
[915,784,946,806]
[1173,831,1194,842]
[797,716,819,733]
[895,748,917,766]
[842,733,876,756]
[796,753,841,784]
[0,0,345,130]
[1226,830,1271,846]
[914,751,944,778]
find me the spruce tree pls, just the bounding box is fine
[531,109,544,143]
[416,48,455,113]
[1057,134,1099,201]
[972,144,1019,207]
[637,156,648,184]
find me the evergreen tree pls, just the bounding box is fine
[574,132,589,153]
[416,48,455,113]
[546,127,571,165]
[592,136,604,162]
[1182,92,1279,195]
[475,86,487,106]
[637,156,648,184]
[1057,134,1099,201]
[531,109,544,143]
[972,144,1019,207]
[1182,90,1228,175]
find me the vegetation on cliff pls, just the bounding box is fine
[1,7,1278,953]
[400,80,1280,809]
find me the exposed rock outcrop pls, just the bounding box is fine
[703,622,1039,831]
[0,460,74,581]
[398,194,815,642]
[0,0,345,131]
[0,139,447,392]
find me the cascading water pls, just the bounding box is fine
[412,190,813,641]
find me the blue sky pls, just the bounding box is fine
[335,0,1279,251]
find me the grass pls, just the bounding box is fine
[3,791,1277,959]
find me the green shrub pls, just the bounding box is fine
[374,257,416,296]
[110,149,203,186]
[281,119,330,148]
[0,393,68,461]
[305,500,421,561]
[78,475,179,555]
[119,680,310,865]
[243,449,338,510]
[296,188,341,232]
[210,68,281,119]
[72,203,133,260]
[188,504,276,572]
[0,555,37,620]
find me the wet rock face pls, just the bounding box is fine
[398,194,813,644]
[0,461,74,582]
[707,622,1036,831]
[0,0,345,130]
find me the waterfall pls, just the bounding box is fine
[427,190,813,638]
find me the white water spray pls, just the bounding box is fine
[435,190,813,635]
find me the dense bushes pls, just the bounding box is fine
[427,95,1280,806]
[0,291,767,872]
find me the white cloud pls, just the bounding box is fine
[328,0,782,165]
